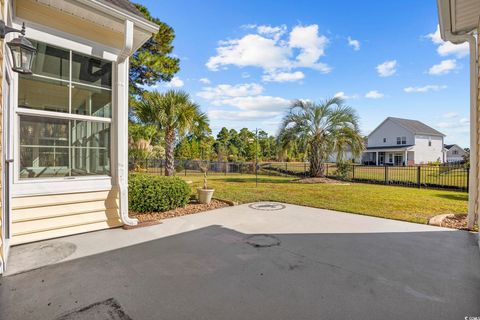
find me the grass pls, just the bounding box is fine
[182,174,467,224]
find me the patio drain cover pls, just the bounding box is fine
[55,298,132,320]
[246,234,280,248]
[248,202,286,211]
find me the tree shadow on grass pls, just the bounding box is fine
[435,193,468,201]
[221,177,293,184]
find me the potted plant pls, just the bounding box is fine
[197,161,215,204]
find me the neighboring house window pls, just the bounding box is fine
[396,137,401,145]
[388,153,393,163]
[453,150,458,155]
[383,138,386,143]
[428,140,432,147]
[18,41,112,179]
[397,137,406,145]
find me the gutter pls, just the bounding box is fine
[76,0,159,34]
[437,0,478,229]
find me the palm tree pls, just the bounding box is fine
[278,97,364,177]
[135,90,209,176]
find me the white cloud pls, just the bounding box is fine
[365,90,384,99]
[256,24,287,41]
[199,78,211,84]
[208,110,282,121]
[428,59,457,75]
[443,112,458,119]
[212,96,290,111]
[241,72,250,78]
[404,84,447,93]
[206,24,330,81]
[197,83,264,100]
[207,34,291,71]
[197,83,290,112]
[262,71,305,82]
[289,25,330,72]
[165,76,184,88]
[427,25,469,58]
[376,60,397,77]
[436,122,454,129]
[435,117,470,144]
[347,36,360,51]
[334,91,359,100]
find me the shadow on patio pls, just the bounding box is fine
[1,224,479,320]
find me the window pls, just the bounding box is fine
[428,139,432,147]
[383,138,386,143]
[453,150,458,155]
[18,41,112,179]
[397,136,406,145]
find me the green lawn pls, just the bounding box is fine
[183,174,467,224]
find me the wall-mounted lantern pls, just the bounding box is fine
[0,21,36,74]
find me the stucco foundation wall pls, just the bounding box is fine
[10,188,122,245]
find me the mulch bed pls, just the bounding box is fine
[441,214,478,231]
[129,199,230,223]
[292,177,349,185]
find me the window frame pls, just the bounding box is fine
[9,30,119,196]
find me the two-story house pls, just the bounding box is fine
[444,144,466,163]
[362,117,446,165]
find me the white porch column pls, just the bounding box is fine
[404,150,408,166]
[375,152,378,165]
[115,20,138,226]
[467,28,478,230]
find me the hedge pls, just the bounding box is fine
[129,173,191,212]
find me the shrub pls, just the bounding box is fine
[129,173,191,212]
[335,161,352,180]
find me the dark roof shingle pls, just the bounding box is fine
[389,117,445,136]
[102,0,144,18]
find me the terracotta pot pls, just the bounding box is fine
[197,188,215,204]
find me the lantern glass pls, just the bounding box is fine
[7,36,36,74]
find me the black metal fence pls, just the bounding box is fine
[129,158,469,192]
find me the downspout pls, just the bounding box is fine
[447,32,477,229]
[117,20,138,226]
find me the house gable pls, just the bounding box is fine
[367,118,415,148]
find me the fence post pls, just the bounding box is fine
[325,163,328,177]
[285,162,288,171]
[384,165,388,185]
[417,166,421,188]
[185,161,187,176]
[352,164,355,181]
[466,166,469,192]
[305,162,307,176]
[225,162,227,176]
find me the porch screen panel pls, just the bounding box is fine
[18,41,112,179]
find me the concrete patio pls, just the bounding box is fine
[1,202,479,319]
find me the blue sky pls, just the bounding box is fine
[137,0,470,147]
